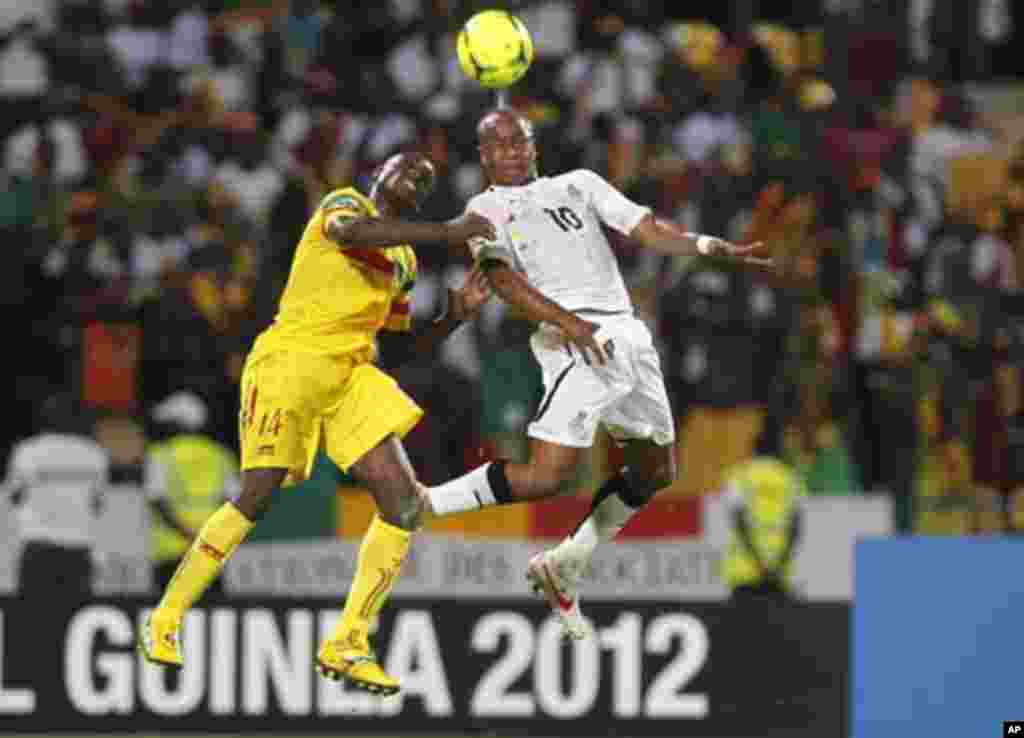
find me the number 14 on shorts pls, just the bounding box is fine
[241,386,283,437]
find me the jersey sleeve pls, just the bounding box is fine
[383,248,416,332]
[465,196,517,268]
[319,188,372,242]
[575,169,651,236]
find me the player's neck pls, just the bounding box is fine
[491,175,537,189]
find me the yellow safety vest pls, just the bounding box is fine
[150,435,238,562]
[721,458,806,588]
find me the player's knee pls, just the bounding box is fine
[235,469,285,521]
[367,473,422,531]
[391,492,423,531]
[525,462,577,499]
[627,460,676,505]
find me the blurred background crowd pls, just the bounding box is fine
[2,0,1023,541]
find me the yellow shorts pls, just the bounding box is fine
[239,351,423,485]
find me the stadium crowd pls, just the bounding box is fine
[2,0,1022,536]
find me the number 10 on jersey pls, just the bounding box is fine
[544,206,583,232]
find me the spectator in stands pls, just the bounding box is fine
[140,238,245,448]
[660,254,776,498]
[1004,287,1024,530]
[1,1,1023,546]
[213,113,284,227]
[0,20,49,142]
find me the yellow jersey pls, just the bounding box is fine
[721,457,806,588]
[249,187,416,359]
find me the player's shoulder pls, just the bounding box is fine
[556,168,606,189]
[465,188,507,218]
[319,187,373,215]
[550,169,612,201]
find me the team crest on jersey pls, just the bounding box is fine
[567,184,583,201]
[569,410,589,439]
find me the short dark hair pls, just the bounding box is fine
[476,109,534,143]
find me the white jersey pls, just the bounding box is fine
[4,433,108,547]
[466,169,650,315]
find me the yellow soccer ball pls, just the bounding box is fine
[457,10,534,89]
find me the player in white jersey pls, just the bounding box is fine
[422,110,770,638]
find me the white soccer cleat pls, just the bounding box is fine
[526,550,589,640]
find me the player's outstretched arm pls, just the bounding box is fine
[629,214,772,266]
[482,261,611,365]
[325,212,496,250]
[378,266,492,367]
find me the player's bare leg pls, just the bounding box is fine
[531,438,676,637]
[423,438,589,633]
[140,468,283,667]
[423,437,675,639]
[424,438,582,513]
[316,434,423,696]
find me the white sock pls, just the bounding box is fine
[555,492,635,561]
[426,463,498,516]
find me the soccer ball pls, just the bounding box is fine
[456,10,534,89]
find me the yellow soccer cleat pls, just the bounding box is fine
[315,634,399,696]
[138,612,183,668]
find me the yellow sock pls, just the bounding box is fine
[332,515,411,645]
[157,502,254,618]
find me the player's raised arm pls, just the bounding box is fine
[325,211,496,250]
[577,168,771,265]
[629,213,771,265]
[481,260,610,365]
[322,153,497,250]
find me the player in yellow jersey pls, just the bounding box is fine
[139,152,495,695]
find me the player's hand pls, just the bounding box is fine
[562,316,611,365]
[703,238,773,267]
[444,213,496,246]
[449,265,493,320]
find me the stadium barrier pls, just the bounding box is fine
[0,596,848,737]
[0,494,891,602]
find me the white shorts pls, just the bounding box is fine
[527,313,676,449]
